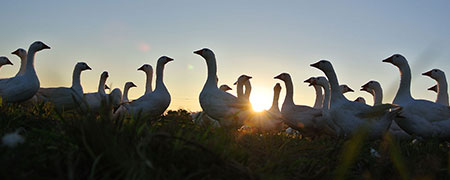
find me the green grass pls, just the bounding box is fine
[0,103,449,180]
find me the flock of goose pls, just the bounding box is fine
[1,41,449,140]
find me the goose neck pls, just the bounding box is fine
[155,62,167,91]
[24,49,37,76]
[394,63,413,103]
[16,54,27,76]
[437,76,449,105]
[271,89,281,110]
[323,67,347,104]
[72,67,83,93]
[236,82,245,98]
[205,56,218,88]
[98,77,107,94]
[283,77,295,105]
[123,86,130,102]
[321,83,330,111]
[145,70,153,94]
[243,80,251,100]
[373,86,383,105]
[313,85,323,108]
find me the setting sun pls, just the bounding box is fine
[249,91,272,112]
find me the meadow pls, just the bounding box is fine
[0,103,448,180]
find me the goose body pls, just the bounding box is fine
[11,48,27,76]
[422,69,449,106]
[122,82,137,103]
[196,48,248,128]
[115,56,172,119]
[384,54,450,138]
[35,62,91,111]
[0,57,13,69]
[82,71,109,113]
[0,41,50,103]
[275,73,323,136]
[193,84,233,128]
[311,60,399,139]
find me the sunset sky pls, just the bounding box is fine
[1,1,450,111]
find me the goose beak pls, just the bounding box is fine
[247,76,252,80]
[382,56,393,63]
[227,87,232,91]
[105,85,110,90]
[6,59,13,65]
[233,81,238,85]
[42,43,51,49]
[194,49,202,55]
[274,74,282,80]
[131,83,137,87]
[86,65,92,70]
[427,86,436,91]
[137,66,144,71]
[348,87,354,92]
[310,62,320,68]
[166,57,174,62]
[422,70,432,77]
[11,49,19,55]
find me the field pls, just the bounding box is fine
[0,103,449,180]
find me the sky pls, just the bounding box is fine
[1,1,450,111]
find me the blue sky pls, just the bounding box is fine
[1,1,450,111]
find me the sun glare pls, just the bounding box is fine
[249,92,272,112]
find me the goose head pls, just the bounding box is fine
[137,64,153,74]
[422,69,445,80]
[194,48,215,60]
[125,82,137,89]
[101,71,109,80]
[233,75,252,85]
[304,77,317,86]
[105,85,110,90]
[354,97,366,104]
[29,41,50,52]
[428,85,438,92]
[311,76,329,87]
[219,84,232,91]
[157,56,174,65]
[340,84,354,93]
[382,54,408,67]
[360,80,379,93]
[274,83,282,92]
[310,60,333,73]
[76,62,92,71]
[0,56,13,66]
[274,73,292,82]
[11,48,27,59]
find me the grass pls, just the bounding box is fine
[0,103,449,179]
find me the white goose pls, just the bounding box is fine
[0,41,50,103]
[0,57,13,69]
[383,54,450,138]
[274,73,324,136]
[233,75,253,109]
[311,60,400,139]
[195,48,248,128]
[122,82,137,103]
[11,48,27,76]
[310,76,341,136]
[35,62,91,111]
[360,80,411,139]
[422,69,449,106]
[82,71,109,113]
[192,84,233,128]
[115,56,172,119]
[340,84,354,94]
[138,64,153,95]
[304,77,323,109]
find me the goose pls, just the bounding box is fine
[422,69,449,106]
[0,41,50,103]
[0,57,13,69]
[354,97,366,104]
[274,73,325,136]
[35,62,91,111]
[304,77,323,109]
[195,48,248,128]
[193,84,233,128]
[428,85,437,92]
[219,84,232,91]
[115,56,172,119]
[360,80,411,139]
[138,64,153,95]
[383,54,450,138]
[233,75,253,109]
[122,82,137,103]
[311,60,400,139]
[11,48,27,76]
[82,71,109,113]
